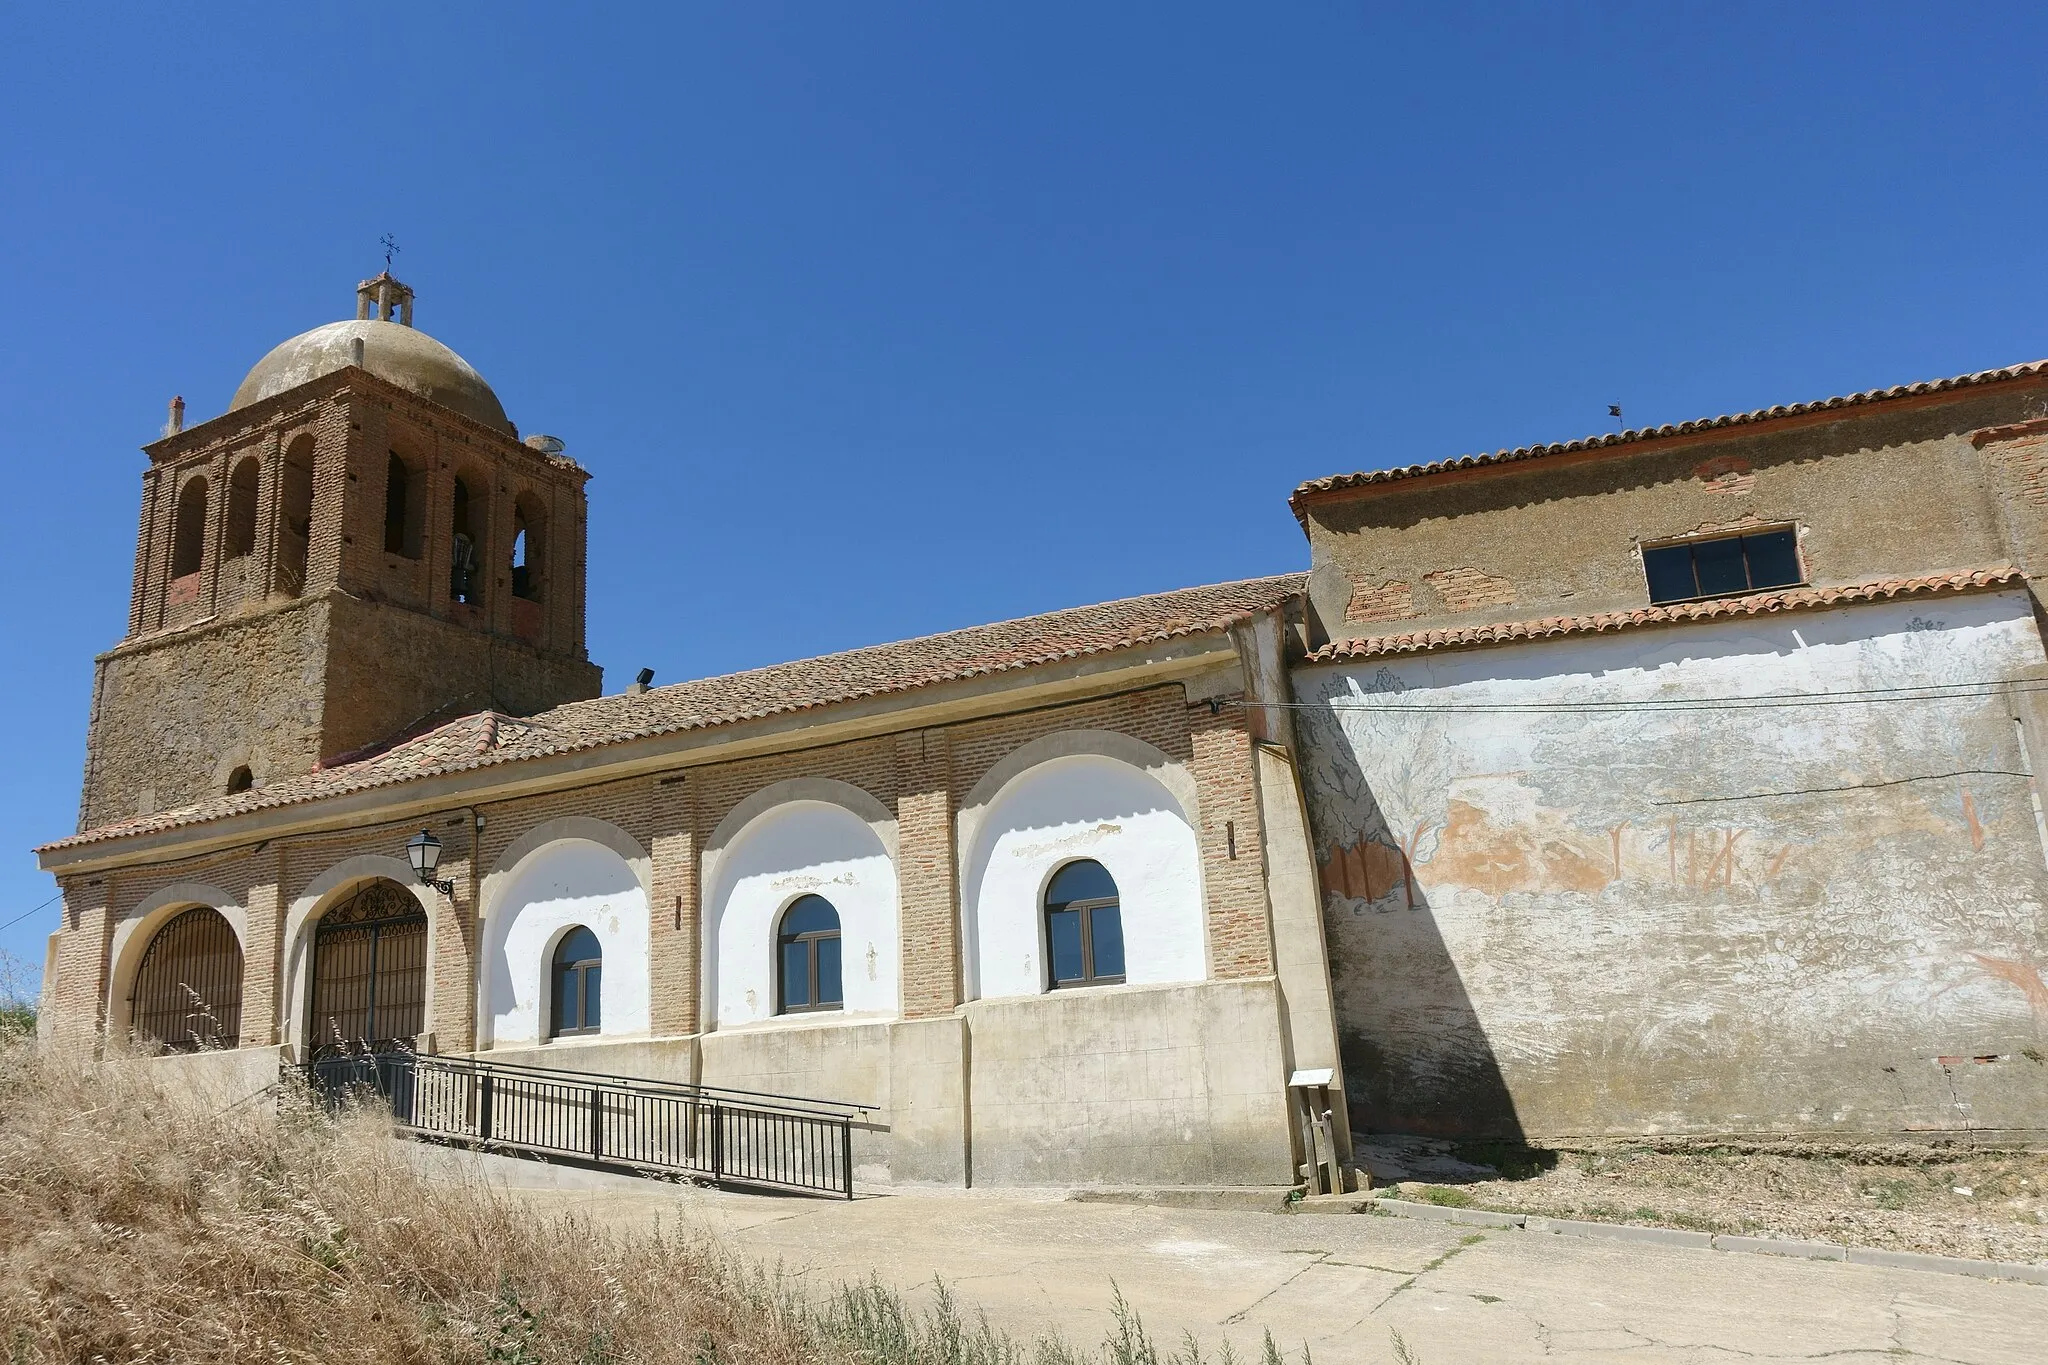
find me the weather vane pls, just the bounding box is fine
[380,233,401,270]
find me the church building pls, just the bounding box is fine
[34,277,2048,1187]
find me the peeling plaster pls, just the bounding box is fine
[1293,589,2048,1138]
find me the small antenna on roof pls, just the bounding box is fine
[380,233,401,270]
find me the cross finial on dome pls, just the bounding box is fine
[355,272,415,327]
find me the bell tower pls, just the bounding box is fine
[76,277,603,831]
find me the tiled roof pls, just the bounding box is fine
[1303,567,2027,663]
[43,573,1305,853]
[1291,360,2048,516]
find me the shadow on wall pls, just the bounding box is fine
[1301,704,1526,1143]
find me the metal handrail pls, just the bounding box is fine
[386,1051,875,1117]
[288,1049,860,1199]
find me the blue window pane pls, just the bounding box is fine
[1642,544,1697,603]
[554,970,576,1032]
[816,936,843,1006]
[1741,530,1802,589]
[1090,906,1125,978]
[1691,537,1748,597]
[583,965,600,1029]
[1048,908,1085,983]
[783,940,811,1008]
[1047,859,1118,906]
[555,926,600,967]
[782,895,840,937]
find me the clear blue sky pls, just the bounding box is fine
[3,3,2045,983]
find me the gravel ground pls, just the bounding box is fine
[1366,1136,2048,1265]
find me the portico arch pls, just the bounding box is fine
[283,856,436,1057]
[107,882,247,1047]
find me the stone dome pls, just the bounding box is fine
[229,317,512,433]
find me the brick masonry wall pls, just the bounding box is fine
[83,376,598,837]
[49,677,1273,1053]
[45,876,113,1050]
[1303,383,2048,645]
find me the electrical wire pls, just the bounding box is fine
[1650,769,2035,806]
[0,890,64,936]
[1257,674,2048,715]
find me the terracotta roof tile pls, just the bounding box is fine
[1304,567,2027,663]
[1290,360,2048,518]
[43,573,1305,853]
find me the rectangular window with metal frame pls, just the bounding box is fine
[1642,527,1803,605]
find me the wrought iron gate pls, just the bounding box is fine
[131,906,243,1051]
[309,880,428,1056]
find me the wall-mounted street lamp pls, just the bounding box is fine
[406,828,455,896]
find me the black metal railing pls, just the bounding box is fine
[289,1050,865,1199]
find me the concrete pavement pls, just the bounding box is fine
[415,1151,2048,1363]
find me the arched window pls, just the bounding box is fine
[275,435,315,596]
[225,765,253,794]
[550,926,602,1038]
[1044,860,1124,989]
[171,476,209,578]
[777,895,843,1014]
[224,457,259,559]
[511,493,544,600]
[382,451,420,557]
[131,906,243,1052]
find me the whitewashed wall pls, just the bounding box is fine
[706,800,899,1028]
[963,753,1205,999]
[482,839,651,1047]
[1293,589,2048,1138]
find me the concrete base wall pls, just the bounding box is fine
[964,978,1295,1187]
[481,1037,701,1088]
[466,978,1294,1188]
[700,1019,900,1180]
[146,1044,284,1110]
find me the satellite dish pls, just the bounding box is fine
[523,434,567,455]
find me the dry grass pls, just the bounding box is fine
[0,1033,830,1363]
[0,1032,1300,1365]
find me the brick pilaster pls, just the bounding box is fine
[1189,702,1276,979]
[428,841,479,1052]
[241,846,284,1046]
[647,777,700,1035]
[49,877,115,1053]
[896,729,961,1018]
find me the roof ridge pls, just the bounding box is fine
[41,571,1306,855]
[610,571,1307,709]
[1291,359,2048,513]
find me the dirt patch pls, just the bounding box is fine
[1369,1136,2048,1265]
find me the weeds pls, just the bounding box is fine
[0,1036,1316,1364]
[1449,1141,1558,1182]
[1414,1186,1473,1208]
